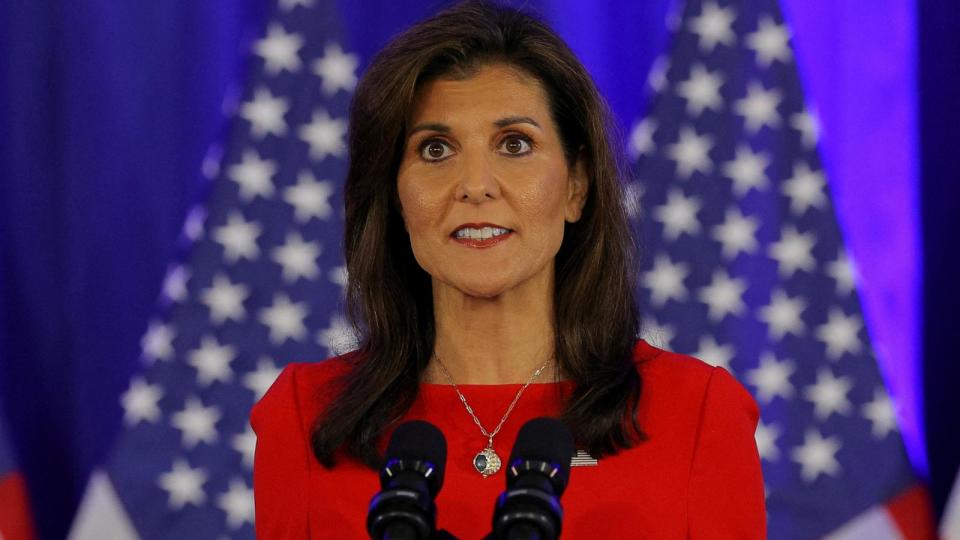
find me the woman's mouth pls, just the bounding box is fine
[450,224,514,248]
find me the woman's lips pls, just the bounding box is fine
[451,231,513,248]
[449,223,513,248]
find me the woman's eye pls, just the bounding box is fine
[500,136,532,155]
[420,140,453,161]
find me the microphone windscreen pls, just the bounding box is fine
[507,417,575,494]
[383,420,447,492]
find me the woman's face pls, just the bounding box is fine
[396,63,587,299]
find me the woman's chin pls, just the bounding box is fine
[444,276,516,300]
[457,283,510,300]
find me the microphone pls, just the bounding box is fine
[367,420,447,540]
[491,417,575,540]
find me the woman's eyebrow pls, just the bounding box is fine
[408,122,450,137]
[494,116,541,129]
[407,116,541,137]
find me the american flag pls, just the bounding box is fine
[69,0,358,538]
[631,0,933,538]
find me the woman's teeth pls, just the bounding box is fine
[454,227,510,240]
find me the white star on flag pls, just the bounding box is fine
[328,265,349,294]
[232,426,257,469]
[228,149,277,201]
[254,23,304,75]
[644,254,690,306]
[693,335,735,371]
[791,429,842,482]
[757,289,807,340]
[746,16,792,67]
[217,479,255,529]
[158,459,208,510]
[677,64,725,116]
[171,397,222,448]
[313,43,359,96]
[240,87,289,138]
[711,206,760,259]
[188,336,236,386]
[272,232,322,283]
[667,126,714,179]
[284,171,335,222]
[629,118,657,159]
[259,294,310,344]
[214,212,262,263]
[688,1,737,52]
[803,368,854,420]
[654,188,703,240]
[827,251,857,295]
[697,269,748,322]
[141,320,175,362]
[755,420,781,462]
[243,357,282,401]
[862,387,898,439]
[746,352,796,404]
[722,144,771,196]
[734,81,783,134]
[298,108,347,160]
[162,265,190,303]
[790,109,820,148]
[782,162,827,215]
[816,308,864,360]
[201,274,249,324]
[120,377,164,426]
[647,55,669,93]
[768,225,817,278]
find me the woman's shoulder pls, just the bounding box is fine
[250,351,358,435]
[631,340,765,536]
[633,338,716,377]
[631,339,758,424]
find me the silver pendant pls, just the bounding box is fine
[473,445,501,477]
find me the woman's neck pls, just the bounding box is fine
[426,275,557,385]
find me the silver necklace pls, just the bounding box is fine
[433,353,551,478]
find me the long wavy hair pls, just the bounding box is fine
[312,0,643,468]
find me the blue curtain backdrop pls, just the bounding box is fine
[3,0,951,538]
[0,2,267,537]
[919,0,960,520]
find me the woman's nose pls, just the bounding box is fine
[454,152,501,203]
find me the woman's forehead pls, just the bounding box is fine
[407,63,551,127]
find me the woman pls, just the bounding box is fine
[252,2,765,538]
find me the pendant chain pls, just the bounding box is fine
[433,353,551,447]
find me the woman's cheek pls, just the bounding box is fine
[517,176,566,220]
[398,183,431,230]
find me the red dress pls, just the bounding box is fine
[251,340,766,538]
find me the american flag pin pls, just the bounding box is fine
[570,449,598,467]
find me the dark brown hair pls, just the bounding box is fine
[312,0,643,468]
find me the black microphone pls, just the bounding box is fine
[491,417,575,540]
[367,420,447,540]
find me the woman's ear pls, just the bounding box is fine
[564,152,589,223]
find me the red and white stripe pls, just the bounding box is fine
[826,485,936,540]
